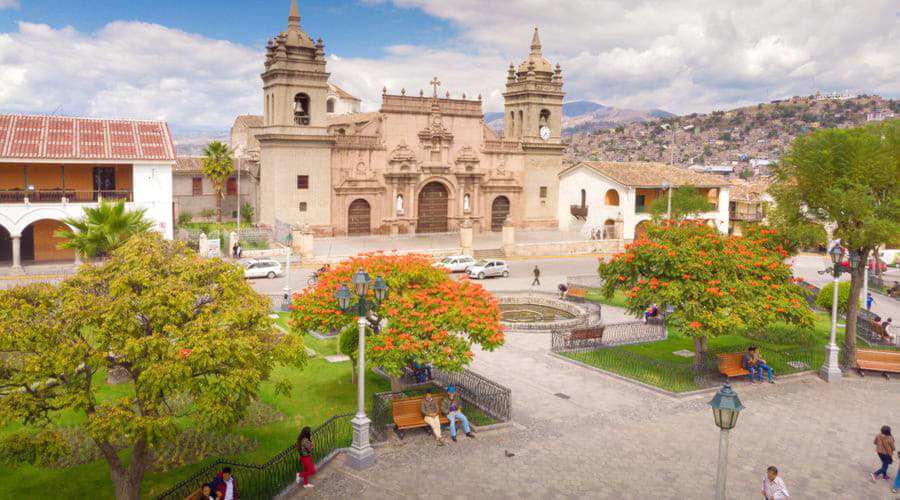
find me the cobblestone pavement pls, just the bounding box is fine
[290,327,900,499]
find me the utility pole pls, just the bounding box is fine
[236,159,241,233]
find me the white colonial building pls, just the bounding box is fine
[0,114,175,270]
[558,161,730,240]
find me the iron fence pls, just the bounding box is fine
[370,368,511,441]
[153,413,353,500]
[795,279,820,308]
[551,320,665,353]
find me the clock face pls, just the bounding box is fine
[539,126,551,141]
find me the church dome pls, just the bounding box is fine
[516,28,553,77]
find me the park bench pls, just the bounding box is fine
[566,287,588,301]
[565,326,604,348]
[716,353,750,379]
[856,349,900,379]
[392,395,449,439]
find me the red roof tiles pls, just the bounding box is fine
[0,114,176,162]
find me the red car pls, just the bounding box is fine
[838,259,889,272]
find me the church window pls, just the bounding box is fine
[227,177,237,195]
[540,109,551,125]
[299,202,307,212]
[192,177,203,196]
[463,194,471,212]
[431,137,441,162]
[326,98,336,113]
[580,189,586,208]
[509,111,515,137]
[297,175,309,189]
[337,128,346,135]
[294,93,310,125]
[518,110,524,137]
[396,195,404,214]
[540,186,547,198]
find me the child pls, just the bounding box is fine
[296,426,316,488]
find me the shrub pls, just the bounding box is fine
[200,208,216,220]
[815,281,858,315]
[177,211,193,225]
[240,202,255,223]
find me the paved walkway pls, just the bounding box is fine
[311,230,587,257]
[291,318,900,499]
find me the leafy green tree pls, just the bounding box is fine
[771,121,900,365]
[0,234,306,500]
[649,185,713,221]
[55,199,153,259]
[597,222,814,366]
[201,141,235,223]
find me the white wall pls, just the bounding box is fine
[132,162,174,239]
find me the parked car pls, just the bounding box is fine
[868,258,888,272]
[467,259,509,279]
[242,259,283,279]
[436,255,476,273]
[878,249,899,268]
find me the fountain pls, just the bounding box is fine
[496,292,600,332]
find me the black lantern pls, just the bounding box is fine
[335,283,353,313]
[372,276,389,302]
[352,268,371,297]
[708,383,744,430]
[849,251,862,269]
[828,244,844,265]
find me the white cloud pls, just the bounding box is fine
[0,0,898,131]
[0,21,261,129]
[0,0,20,11]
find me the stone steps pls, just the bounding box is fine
[474,248,506,259]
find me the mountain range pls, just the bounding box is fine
[484,100,675,135]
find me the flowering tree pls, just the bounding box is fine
[597,221,814,366]
[289,252,505,383]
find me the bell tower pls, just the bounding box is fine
[503,28,565,229]
[255,0,334,233]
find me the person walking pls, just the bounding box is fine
[532,265,541,286]
[232,242,240,259]
[866,292,874,312]
[296,426,316,488]
[893,449,900,493]
[872,425,895,481]
[761,466,789,499]
[209,467,237,500]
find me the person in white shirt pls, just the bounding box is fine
[762,465,790,499]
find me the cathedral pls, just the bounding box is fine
[232,0,566,236]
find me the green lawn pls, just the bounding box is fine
[562,312,858,393]
[0,333,390,500]
[274,312,339,356]
[584,289,629,308]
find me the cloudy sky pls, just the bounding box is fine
[1,0,898,131]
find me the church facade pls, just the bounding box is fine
[235,0,566,236]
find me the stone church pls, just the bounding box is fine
[232,0,566,236]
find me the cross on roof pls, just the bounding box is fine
[430,77,441,98]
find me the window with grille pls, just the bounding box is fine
[297,175,309,189]
[226,177,237,195]
[299,202,307,212]
[192,177,202,196]
[540,186,547,198]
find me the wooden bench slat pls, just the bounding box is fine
[716,353,750,377]
[391,395,450,432]
[855,349,900,374]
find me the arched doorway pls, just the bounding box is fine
[634,220,651,241]
[491,196,510,232]
[21,219,73,262]
[0,225,11,263]
[417,182,449,233]
[603,219,616,239]
[347,199,371,236]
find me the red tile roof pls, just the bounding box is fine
[0,114,176,162]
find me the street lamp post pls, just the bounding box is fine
[662,181,672,220]
[820,245,858,383]
[709,383,744,500]
[335,269,388,469]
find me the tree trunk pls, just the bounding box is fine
[216,189,223,223]
[100,437,150,500]
[692,335,708,369]
[843,249,869,368]
[389,375,403,393]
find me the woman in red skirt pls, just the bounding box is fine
[296,426,316,488]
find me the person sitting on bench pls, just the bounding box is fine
[442,386,475,442]
[742,346,774,384]
[643,304,659,323]
[420,389,444,446]
[889,281,900,298]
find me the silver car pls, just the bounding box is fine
[467,259,510,279]
[436,255,476,273]
[242,259,283,279]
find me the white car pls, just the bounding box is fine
[467,259,509,279]
[242,259,283,279]
[436,255,476,273]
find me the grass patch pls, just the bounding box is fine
[584,289,628,308]
[274,312,339,357]
[0,354,390,499]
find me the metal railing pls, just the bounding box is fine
[370,368,511,441]
[551,320,665,352]
[0,189,133,203]
[730,209,765,221]
[153,413,353,500]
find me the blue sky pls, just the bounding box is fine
[1,0,897,131]
[0,0,456,59]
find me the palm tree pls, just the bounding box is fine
[201,141,235,223]
[56,199,154,259]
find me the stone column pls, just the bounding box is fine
[459,218,474,256]
[198,233,208,258]
[501,217,515,256]
[229,231,238,258]
[297,224,314,260]
[11,236,22,272]
[390,223,399,236]
[614,213,624,240]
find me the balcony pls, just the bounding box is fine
[0,189,133,204]
[570,204,588,219]
[731,209,764,221]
